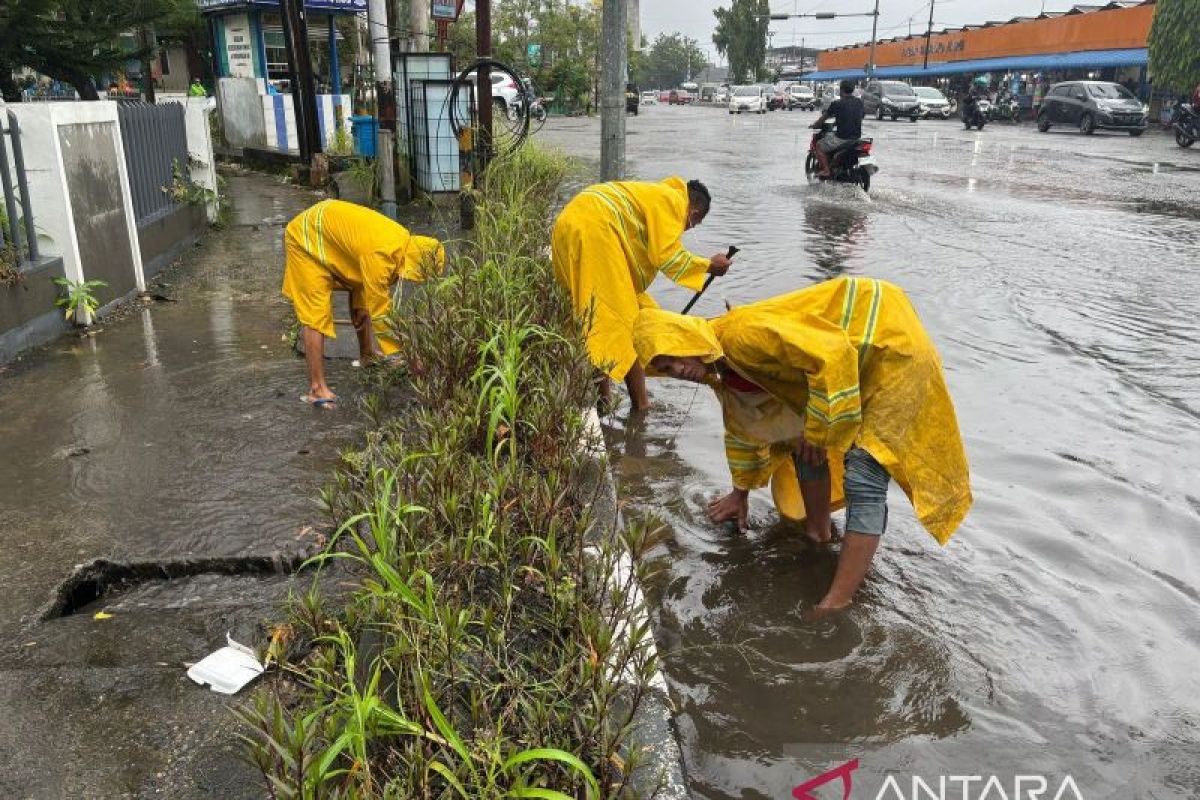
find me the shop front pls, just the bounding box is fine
[808,2,1159,108]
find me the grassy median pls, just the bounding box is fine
[240,146,664,799]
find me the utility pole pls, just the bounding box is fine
[279,0,322,164]
[139,26,157,103]
[477,0,494,181]
[867,0,881,78]
[600,0,628,181]
[410,0,430,52]
[922,0,936,71]
[366,0,397,217]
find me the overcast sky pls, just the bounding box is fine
[643,0,1074,60]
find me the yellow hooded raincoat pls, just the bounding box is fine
[282,200,445,355]
[632,277,972,545]
[552,177,711,381]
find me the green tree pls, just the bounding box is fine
[644,32,707,89]
[1148,0,1200,93]
[712,0,770,84]
[0,0,182,101]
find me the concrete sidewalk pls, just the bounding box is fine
[0,171,438,798]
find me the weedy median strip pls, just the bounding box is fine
[239,145,669,799]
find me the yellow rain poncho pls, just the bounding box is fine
[552,177,711,381]
[633,277,972,545]
[282,200,445,355]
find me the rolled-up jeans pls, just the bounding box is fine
[796,446,890,536]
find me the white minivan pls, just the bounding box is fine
[729,85,766,115]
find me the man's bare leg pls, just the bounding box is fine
[351,309,375,363]
[815,146,832,178]
[799,474,833,544]
[624,362,651,412]
[816,532,880,611]
[302,326,337,403]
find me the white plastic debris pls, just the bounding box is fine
[187,633,264,695]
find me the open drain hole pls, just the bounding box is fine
[42,552,314,620]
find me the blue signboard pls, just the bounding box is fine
[198,0,367,12]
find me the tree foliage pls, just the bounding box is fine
[641,32,707,89]
[712,0,771,84]
[1148,0,1200,94]
[0,0,190,101]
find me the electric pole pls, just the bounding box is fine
[476,0,494,183]
[279,0,322,164]
[600,0,628,182]
[867,0,881,78]
[922,1,936,71]
[366,0,397,217]
[410,0,430,53]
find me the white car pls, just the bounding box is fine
[786,84,816,110]
[914,86,952,119]
[640,91,657,105]
[729,85,766,115]
[464,71,523,113]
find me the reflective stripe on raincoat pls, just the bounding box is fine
[552,177,711,381]
[281,200,444,355]
[632,276,972,544]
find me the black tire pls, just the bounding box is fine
[1080,113,1095,135]
[891,115,897,121]
[876,106,884,121]
[857,169,871,193]
[910,114,919,123]
[1038,113,1050,132]
[964,121,972,130]
[804,152,820,182]
[1128,129,1143,137]
[1177,129,1196,148]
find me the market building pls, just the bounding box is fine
[808,1,1160,109]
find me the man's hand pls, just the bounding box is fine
[707,488,750,532]
[795,438,828,467]
[708,252,733,276]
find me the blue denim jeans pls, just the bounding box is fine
[796,446,890,536]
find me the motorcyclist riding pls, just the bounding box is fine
[810,79,865,179]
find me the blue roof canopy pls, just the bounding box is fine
[806,47,1147,82]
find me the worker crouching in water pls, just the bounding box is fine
[282,200,445,409]
[632,276,972,615]
[552,177,734,412]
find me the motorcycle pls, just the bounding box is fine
[804,121,878,192]
[963,95,988,130]
[992,94,1021,122]
[1171,100,1197,148]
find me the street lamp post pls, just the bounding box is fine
[922,0,937,71]
[867,0,881,78]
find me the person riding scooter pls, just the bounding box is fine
[810,80,865,179]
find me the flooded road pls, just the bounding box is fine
[0,173,363,797]
[543,110,1200,797]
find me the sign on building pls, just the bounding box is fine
[432,1,460,21]
[223,14,256,79]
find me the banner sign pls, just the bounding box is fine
[432,1,461,21]
[199,0,367,12]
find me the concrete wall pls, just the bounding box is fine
[2,99,214,361]
[262,93,352,153]
[0,257,67,363]
[216,77,266,149]
[10,102,145,320]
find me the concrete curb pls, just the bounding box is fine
[580,408,689,798]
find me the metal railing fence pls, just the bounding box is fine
[0,110,39,266]
[117,101,189,226]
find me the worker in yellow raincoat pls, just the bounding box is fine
[282,200,445,408]
[632,276,971,615]
[552,177,734,411]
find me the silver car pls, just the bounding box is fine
[914,86,952,119]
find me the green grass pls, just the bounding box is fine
[240,144,665,798]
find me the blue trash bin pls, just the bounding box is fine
[350,115,377,157]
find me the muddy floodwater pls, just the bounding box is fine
[544,110,1200,797]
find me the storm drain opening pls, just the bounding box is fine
[42,552,314,620]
